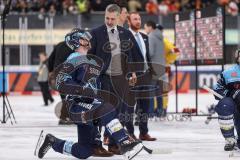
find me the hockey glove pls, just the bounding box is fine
[230,89,240,111]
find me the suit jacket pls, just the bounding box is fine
[88,24,135,75]
[48,41,73,72]
[130,31,151,72]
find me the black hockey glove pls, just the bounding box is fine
[230,89,240,111]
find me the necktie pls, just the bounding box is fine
[135,32,148,71]
[135,33,143,55]
[111,29,115,34]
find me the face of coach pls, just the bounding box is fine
[104,4,120,28]
[128,12,142,31]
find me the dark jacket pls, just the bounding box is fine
[88,25,135,75]
[130,32,151,72]
[48,41,73,72]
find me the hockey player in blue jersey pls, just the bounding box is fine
[36,28,144,160]
[213,49,240,151]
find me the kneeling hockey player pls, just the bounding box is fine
[36,28,144,160]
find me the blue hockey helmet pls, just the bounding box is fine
[65,28,92,50]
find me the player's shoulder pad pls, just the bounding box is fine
[67,52,80,60]
[222,64,240,84]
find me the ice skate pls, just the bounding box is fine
[120,138,144,160]
[37,132,56,159]
[224,138,236,151]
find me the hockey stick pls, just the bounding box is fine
[143,147,172,154]
[202,85,223,99]
[143,145,153,154]
[141,143,172,154]
[201,85,222,124]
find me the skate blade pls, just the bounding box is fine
[124,143,144,160]
[34,130,44,156]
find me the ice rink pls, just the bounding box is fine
[0,93,239,160]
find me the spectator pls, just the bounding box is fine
[167,0,180,13]
[17,0,28,13]
[145,0,158,15]
[128,0,142,12]
[227,0,239,16]
[62,0,69,15]
[90,0,106,11]
[76,0,89,13]
[144,21,165,118]
[76,0,91,19]
[37,52,54,106]
[9,0,225,15]
[48,4,56,16]
[68,0,79,14]
[38,7,45,20]
[158,1,169,15]
[0,1,4,13]
[29,0,41,12]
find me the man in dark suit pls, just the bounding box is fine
[88,4,137,154]
[126,12,157,141]
[48,41,73,125]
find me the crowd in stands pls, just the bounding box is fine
[0,0,239,16]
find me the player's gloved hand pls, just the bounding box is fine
[74,96,94,104]
[93,118,101,126]
[83,78,98,94]
[230,89,240,109]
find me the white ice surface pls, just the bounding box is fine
[0,93,239,160]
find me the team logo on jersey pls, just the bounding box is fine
[231,72,238,77]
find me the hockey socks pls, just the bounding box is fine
[106,118,129,144]
[215,98,236,139]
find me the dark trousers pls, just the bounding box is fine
[149,97,163,117]
[52,124,95,159]
[100,74,133,145]
[234,107,240,138]
[38,81,54,105]
[125,98,150,135]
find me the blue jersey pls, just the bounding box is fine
[214,64,240,99]
[56,52,101,102]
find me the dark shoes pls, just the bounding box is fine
[108,145,121,155]
[58,119,74,125]
[103,136,109,145]
[139,134,157,141]
[129,134,139,141]
[92,145,114,157]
